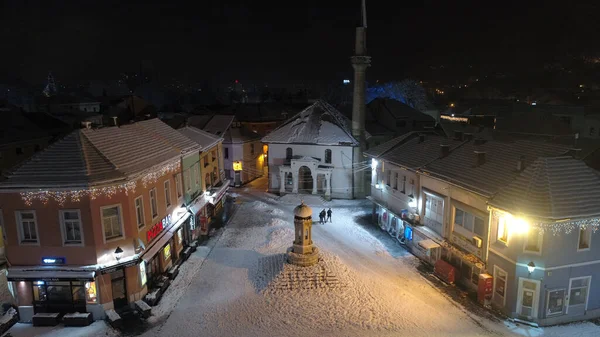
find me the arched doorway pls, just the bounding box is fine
[298,166,313,193]
[285,172,293,192]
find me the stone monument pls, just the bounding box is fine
[287,201,320,266]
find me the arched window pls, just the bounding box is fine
[286,147,293,160]
[325,149,332,164]
[205,173,211,189]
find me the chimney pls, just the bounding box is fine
[418,134,426,143]
[440,144,450,158]
[474,138,486,145]
[81,121,92,129]
[111,116,119,127]
[464,133,473,141]
[454,130,463,141]
[516,155,525,172]
[568,148,582,159]
[474,151,486,167]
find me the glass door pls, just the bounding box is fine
[567,277,591,316]
[517,278,540,319]
[111,270,127,310]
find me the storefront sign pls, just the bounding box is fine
[147,214,173,243]
[42,257,66,265]
[99,259,139,274]
[233,161,242,171]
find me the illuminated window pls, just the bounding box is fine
[139,262,147,287]
[497,217,508,244]
[163,244,172,261]
[85,281,97,303]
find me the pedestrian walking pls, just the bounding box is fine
[320,209,326,224]
[318,211,323,224]
[327,208,332,222]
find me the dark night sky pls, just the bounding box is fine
[1,0,598,88]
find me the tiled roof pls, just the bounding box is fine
[364,132,421,158]
[261,100,358,145]
[1,119,198,189]
[490,157,600,220]
[423,139,569,196]
[178,126,222,149]
[224,125,263,143]
[202,115,235,136]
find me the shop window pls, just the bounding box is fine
[493,266,507,305]
[224,147,229,159]
[33,282,47,301]
[16,210,38,244]
[85,281,97,303]
[524,228,542,253]
[60,210,83,245]
[454,207,485,237]
[139,262,147,287]
[325,149,332,164]
[101,205,123,241]
[578,227,592,251]
[47,281,72,302]
[163,243,172,261]
[569,277,590,307]
[135,196,145,228]
[72,281,85,302]
[149,188,158,218]
[164,180,172,208]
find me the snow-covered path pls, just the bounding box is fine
[141,179,600,337]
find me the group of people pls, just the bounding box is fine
[319,208,332,224]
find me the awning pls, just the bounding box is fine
[418,239,441,250]
[141,212,190,263]
[189,196,208,216]
[7,268,95,281]
[208,181,229,205]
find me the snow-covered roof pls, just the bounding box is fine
[178,126,222,150]
[262,100,359,146]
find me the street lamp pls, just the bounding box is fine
[114,246,124,261]
[527,261,536,274]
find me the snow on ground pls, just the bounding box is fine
[6,321,116,337]
[137,190,600,337]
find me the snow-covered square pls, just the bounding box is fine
[131,182,600,337]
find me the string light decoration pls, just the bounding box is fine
[19,160,181,205]
[491,209,600,236]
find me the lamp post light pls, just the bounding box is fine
[527,261,536,274]
[114,246,124,261]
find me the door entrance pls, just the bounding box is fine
[567,276,591,316]
[111,270,127,310]
[234,171,241,186]
[517,278,540,319]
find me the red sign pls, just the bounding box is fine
[147,221,164,243]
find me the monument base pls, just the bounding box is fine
[287,246,320,267]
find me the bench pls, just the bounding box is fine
[63,312,92,327]
[134,300,152,319]
[144,288,162,306]
[32,313,61,327]
[105,309,122,329]
[167,265,179,280]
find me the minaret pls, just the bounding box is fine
[351,0,371,198]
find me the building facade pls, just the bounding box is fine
[0,119,199,322]
[262,100,360,200]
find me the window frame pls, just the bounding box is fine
[523,227,543,255]
[175,173,182,198]
[15,210,40,245]
[224,147,229,159]
[493,265,508,307]
[185,169,191,191]
[149,188,158,219]
[59,209,84,246]
[324,149,332,164]
[164,180,172,208]
[100,204,125,243]
[578,226,592,252]
[194,164,200,186]
[497,216,509,245]
[135,196,145,229]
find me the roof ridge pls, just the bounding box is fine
[79,131,119,178]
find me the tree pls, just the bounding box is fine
[367,79,429,112]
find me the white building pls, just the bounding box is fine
[262,100,361,200]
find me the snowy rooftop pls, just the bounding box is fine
[178,126,222,150]
[261,100,359,146]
